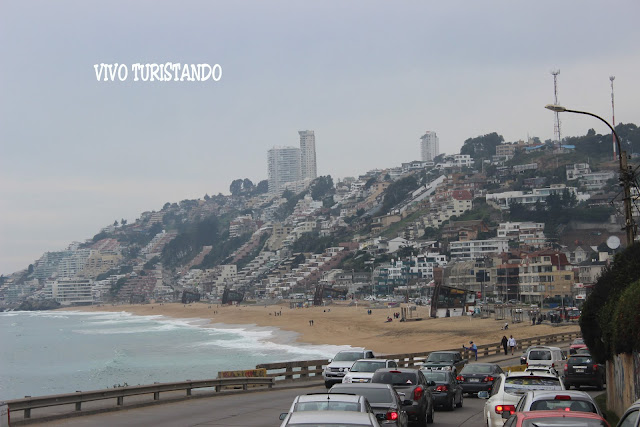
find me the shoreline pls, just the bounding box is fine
[59,302,580,355]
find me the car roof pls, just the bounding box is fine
[331,382,395,390]
[354,358,391,363]
[430,350,459,354]
[374,367,419,373]
[528,346,561,351]
[524,390,595,400]
[297,393,363,403]
[286,410,376,424]
[506,371,559,379]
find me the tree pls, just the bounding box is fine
[243,178,254,191]
[460,132,505,159]
[204,193,210,201]
[121,219,127,226]
[256,180,269,194]
[113,220,119,227]
[230,179,243,195]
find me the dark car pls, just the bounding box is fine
[456,363,503,396]
[330,383,409,427]
[563,353,606,390]
[420,369,463,411]
[421,351,467,376]
[371,368,436,425]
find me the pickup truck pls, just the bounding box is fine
[421,351,468,376]
[323,349,375,388]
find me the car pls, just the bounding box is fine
[281,410,383,426]
[502,410,610,427]
[371,368,436,425]
[421,351,468,376]
[421,369,463,411]
[563,353,606,390]
[279,393,375,425]
[478,371,565,427]
[525,346,566,377]
[323,349,376,388]
[456,363,504,396]
[617,398,640,427]
[330,383,409,427]
[513,390,604,417]
[343,359,398,384]
[570,338,588,354]
[520,346,535,365]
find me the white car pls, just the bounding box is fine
[514,390,603,417]
[279,393,374,426]
[479,371,565,427]
[323,349,375,388]
[343,359,398,383]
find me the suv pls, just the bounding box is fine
[342,359,398,383]
[323,349,375,388]
[421,351,467,376]
[371,368,436,425]
[525,346,565,377]
[563,353,606,390]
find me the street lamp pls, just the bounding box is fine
[544,104,637,246]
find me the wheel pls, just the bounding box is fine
[456,393,464,408]
[426,402,435,424]
[447,395,455,411]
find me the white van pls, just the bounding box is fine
[526,346,566,376]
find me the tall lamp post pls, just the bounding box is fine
[545,105,637,246]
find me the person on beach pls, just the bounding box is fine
[508,335,516,355]
[501,335,508,355]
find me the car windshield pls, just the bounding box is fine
[529,399,597,413]
[422,371,448,382]
[350,361,385,373]
[572,339,585,345]
[294,402,361,412]
[334,352,364,362]
[461,364,494,374]
[331,387,392,404]
[372,371,418,385]
[426,353,455,362]
[503,376,562,394]
[569,356,593,364]
[522,417,607,426]
[528,350,552,360]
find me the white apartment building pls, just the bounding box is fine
[449,238,509,260]
[453,154,473,168]
[581,171,616,190]
[497,222,546,248]
[566,163,591,180]
[43,278,94,305]
[486,184,582,210]
[410,253,447,280]
[268,146,301,194]
[299,130,317,180]
[420,131,439,162]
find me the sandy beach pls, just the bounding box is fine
[60,302,579,355]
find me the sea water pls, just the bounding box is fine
[0,310,350,401]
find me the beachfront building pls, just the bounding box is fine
[43,278,94,305]
[449,238,509,260]
[518,251,573,305]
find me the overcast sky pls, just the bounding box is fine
[1,0,639,275]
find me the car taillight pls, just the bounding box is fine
[386,411,399,420]
[495,404,516,415]
[414,386,424,400]
[564,364,568,371]
[551,363,555,368]
[456,375,464,381]
[435,385,449,392]
[554,395,572,400]
[483,376,495,382]
[593,364,598,371]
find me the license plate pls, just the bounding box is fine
[470,378,480,383]
[576,369,585,373]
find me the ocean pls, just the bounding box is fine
[0,310,350,401]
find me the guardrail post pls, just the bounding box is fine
[117,396,123,406]
[242,382,248,391]
[186,389,192,396]
[24,408,31,419]
[154,392,159,400]
[75,402,81,411]
[285,363,293,381]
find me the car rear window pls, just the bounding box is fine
[334,352,364,362]
[372,371,418,385]
[461,364,494,374]
[568,356,593,364]
[427,353,455,362]
[422,371,448,382]
[504,376,562,393]
[350,361,385,372]
[522,416,608,426]
[529,350,552,360]
[332,387,392,404]
[294,402,361,412]
[530,399,597,413]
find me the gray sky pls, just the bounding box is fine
[1,0,639,275]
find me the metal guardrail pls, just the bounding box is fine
[257,331,582,381]
[7,377,274,420]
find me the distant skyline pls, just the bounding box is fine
[1,1,640,274]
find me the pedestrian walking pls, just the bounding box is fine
[463,341,478,361]
[508,335,517,355]
[501,335,508,355]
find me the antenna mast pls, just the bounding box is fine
[551,70,561,145]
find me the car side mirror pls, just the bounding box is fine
[328,359,332,363]
[279,413,288,420]
[478,391,490,399]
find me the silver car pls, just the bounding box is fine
[514,390,604,417]
[280,393,374,426]
[282,410,381,426]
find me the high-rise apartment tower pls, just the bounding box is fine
[267,146,301,194]
[299,130,317,180]
[420,131,439,162]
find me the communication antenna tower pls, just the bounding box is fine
[551,70,562,144]
[610,76,617,160]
